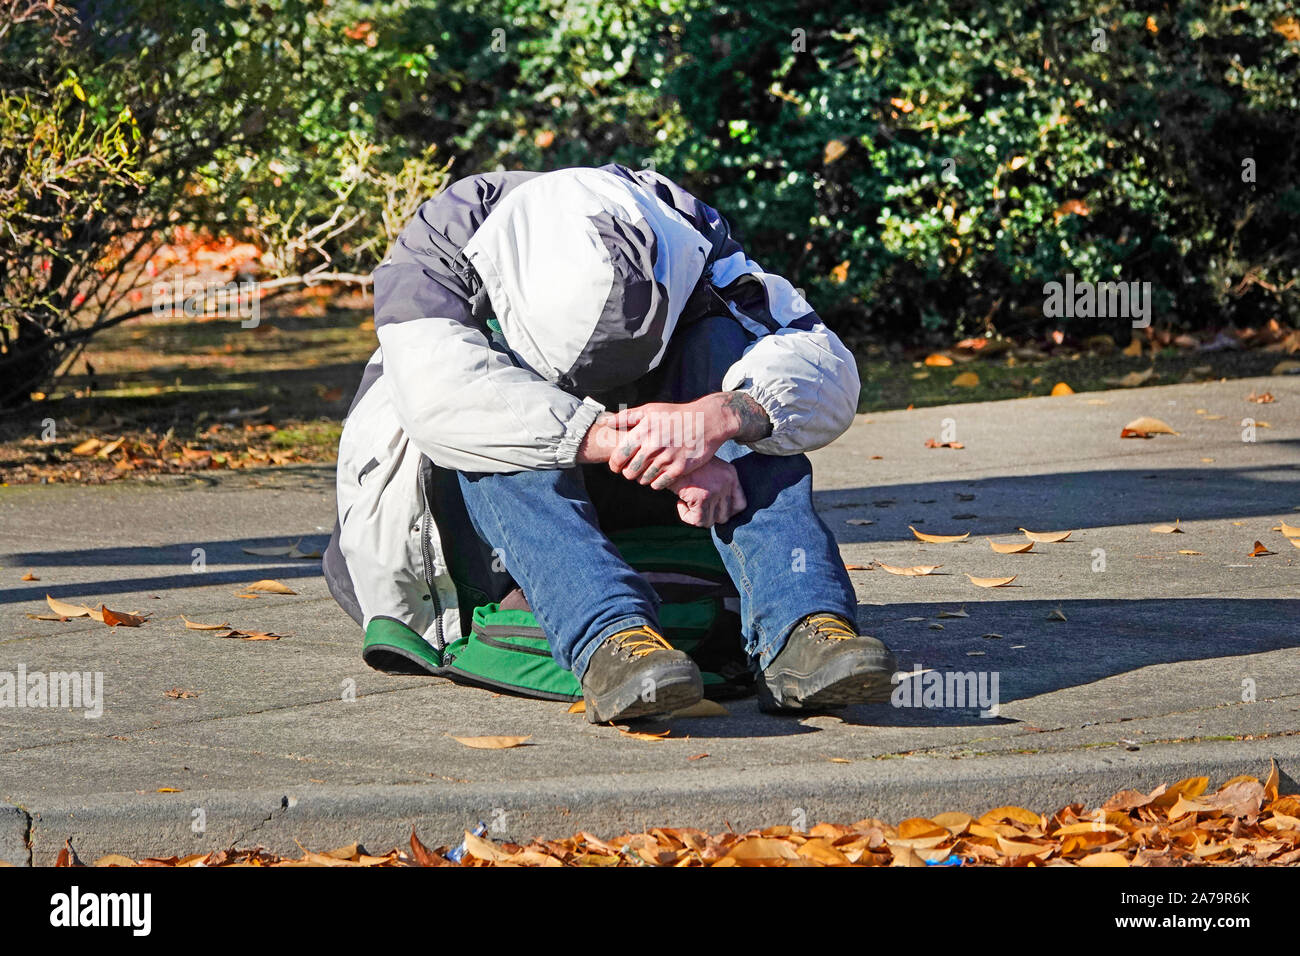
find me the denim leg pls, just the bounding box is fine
[648,314,859,667]
[456,468,660,678]
[710,451,858,669]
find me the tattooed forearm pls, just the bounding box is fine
[724,391,773,443]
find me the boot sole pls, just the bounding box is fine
[584,668,704,724]
[758,652,896,713]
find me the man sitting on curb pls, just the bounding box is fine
[325,163,896,723]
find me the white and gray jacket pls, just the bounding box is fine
[324,164,860,653]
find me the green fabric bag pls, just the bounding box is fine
[361,525,752,701]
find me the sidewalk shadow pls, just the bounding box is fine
[0,535,333,605]
[819,462,1300,543]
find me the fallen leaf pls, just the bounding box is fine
[966,574,1017,588]
[164,688,196,699]
[671,699,729,718]
[409,828,442,867]
[1121,416,1178,438]
[101,605,148,627]
[924,438,965,449]
[845,518,874,526]
[1150,521,1184,534]
[1248,541,1275,557]
[46,595,97,619]
[20,572,38,581]
[989,538,1034,554]
[1077,851,1129,867]
[1122,338,1143,357]
[1277,521,1300,538]
[567,700,586,714]
[951,371,980,388]
[1177,550,1202,555]
[245,579,296,594]
[823,139,848,165]
[448,735,532,750]
[1019,528,1072,543]
[182,616,231,630]
[1114,368,1155,388]
[1050,382,1074,396]
[910,527,969,543]
[71,438,103,456]
[156,787,183,793]
[615,727,672,741]
[924,353,954,367]
[844,563,871,571]
[878,563,943,576]
[1246,392,1274,404]
[1046,608,1067,621]
[937,608,969,618]
[218,629,283,640]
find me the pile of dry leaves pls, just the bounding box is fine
[49,764,1300,867]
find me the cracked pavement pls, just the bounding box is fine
[1,374,1297,864]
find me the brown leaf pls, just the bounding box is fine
[951,371,980,388]
[218,629,284,640]
[244,579,296,594]
[989,538,1034,554]
[1248,541,1275,557]
[101,605,148,627]
[409,827,443,867]
[20,572,38,581]
[46,595,101,620]
[164,687,196,699]
[448,734,532,750]
[878,562,942,576]
[910,526,969,543]
[966,574,1018,588]
[1019,528,1072,543]
[1121,416,1178,438]
[822,139,848,165]
[670,699,729,718]
[924,438,965,449]
[1150,521,1183,534]
[182,616,230,630]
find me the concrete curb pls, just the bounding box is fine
[0,804,31,867]
[19,737,1299,865]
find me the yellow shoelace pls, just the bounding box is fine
[805,614,857,640]
[611,625,672,658]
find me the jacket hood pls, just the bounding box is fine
[463,166,711,394]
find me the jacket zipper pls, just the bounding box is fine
[416,465,446,653]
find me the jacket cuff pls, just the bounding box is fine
[736,383,794,454]
[555,396,606,468]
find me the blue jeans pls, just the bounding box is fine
[456,315,857,678]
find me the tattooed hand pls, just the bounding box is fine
[603,391,772,489]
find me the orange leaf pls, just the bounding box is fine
[910,527,969,543]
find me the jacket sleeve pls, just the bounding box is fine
[712,249,861,455]
[373,219,603,474]
[618,164,861,455]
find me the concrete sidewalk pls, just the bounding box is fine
[2,375,1297,865]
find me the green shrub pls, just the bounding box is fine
[660,0,1300,341]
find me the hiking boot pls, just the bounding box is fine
[758,613,896,713]
[581,625,703,724]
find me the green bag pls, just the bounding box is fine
[362,525,752,701]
